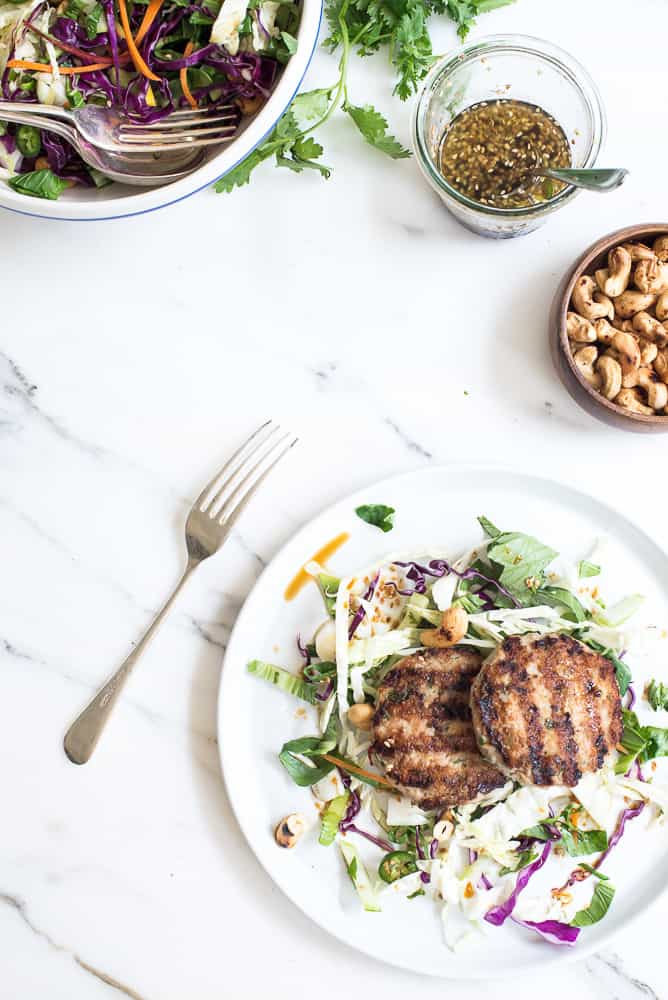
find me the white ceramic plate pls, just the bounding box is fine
[0,0,322,222]
[218,465,668,978]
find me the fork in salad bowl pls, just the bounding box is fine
[63,422,297,765]
[0,102,240,155]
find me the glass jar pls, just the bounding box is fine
[412,35,606,239]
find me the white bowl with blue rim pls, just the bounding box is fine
[0,0,322,222]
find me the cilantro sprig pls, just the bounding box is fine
[217,0,514,191]
[216,0,409,192]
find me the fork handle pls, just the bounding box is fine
[0,100,72,124]
[63,561,196,765]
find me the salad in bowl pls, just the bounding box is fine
[0,0,320,217]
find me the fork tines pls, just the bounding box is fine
[198,421,297,526]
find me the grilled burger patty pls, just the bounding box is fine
[470,633,623,786]
[372,647,506,810]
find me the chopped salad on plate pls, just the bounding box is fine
[250,511,668,950]
[0,0,297,197]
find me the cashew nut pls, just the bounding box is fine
[421,606,468,648]
[610,316,635,333]
[656,292,668,322]
[595,355,623,400]
[653,236,668,262]
[593,318,617,345]
[275,813,307,848]
[611,330,641,377]
[633,258,668,295]
[614,388,654,415]
[621,242,655,261]
[573,346,601,388]
[640,341,659,366]
[348,703,374,731]
[237,95,264,115]
[632,311,668,347]
[655,349,668,381]
[572,275,614,321]
[613,290,657,319]
[567,312,596,343]
[601,246,632,297]
[594,268,609,294]
[636,368,668,410]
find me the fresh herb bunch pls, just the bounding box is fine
[216,0,515,191]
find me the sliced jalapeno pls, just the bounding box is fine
[16,124,42,158]
[378,850,418,884]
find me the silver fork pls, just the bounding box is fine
[0,107,205,186]
[63,422,297,765]
[0,101,239,154]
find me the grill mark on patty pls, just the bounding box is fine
[470,633,622,787]
[373,647,505,808]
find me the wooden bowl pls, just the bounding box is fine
[550,223,668,432]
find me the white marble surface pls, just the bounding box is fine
[2,0,668,995]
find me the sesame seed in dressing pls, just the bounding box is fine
[438,99,571,209]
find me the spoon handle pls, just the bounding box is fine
[543,167,629,193]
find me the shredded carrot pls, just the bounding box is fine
[135,0,166,45]
[180,40,197,109]
[8,59,112,74]
[117,0,160,82]
[321,753,394,788]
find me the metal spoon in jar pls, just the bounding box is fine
[536,167,629,193]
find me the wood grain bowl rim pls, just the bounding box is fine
[556,222,668,428]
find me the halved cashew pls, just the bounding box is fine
[275,813,307,848]
[595,355,623,400]
[593,318,617,344]
[640,341,659,366]
[613,290,657,319]
[348,703,374,731]
[633,258,668,295]
[421,606,468,648]
[621,242,655,261]
[632,311,668,347]
[611,330,641,376]
[636,368,668,410]
[614,388,654,415]
[572,275,614,321]
[573,346,601,388]
[656,291,668,322]
[655,349,668,381]
[653,236,668,262]
[567,312,596,343]
[602,246,632,297]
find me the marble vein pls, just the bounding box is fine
[383,417,433,460]
[587,952,660,1000]
[0,892,147,1000]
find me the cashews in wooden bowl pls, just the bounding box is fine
[550,224,668,432]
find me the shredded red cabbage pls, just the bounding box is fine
[314,679,334,702]
[484,840,552,926]
[348,573,379,640]
[337,790,393,850]
[392,559,521,608]
[296,633,310,665]
[511,917,580,946]
[51,17,109,52]
[625,683,636,710]
[594,801,644,871]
